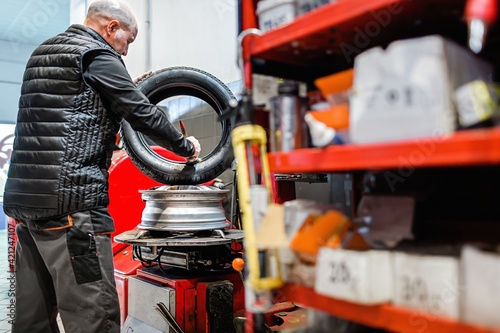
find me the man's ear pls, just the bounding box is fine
[106,20,120,35]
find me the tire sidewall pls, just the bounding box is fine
[121,67,235,185]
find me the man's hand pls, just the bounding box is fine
[186,136,201,163]
[133,70,153,85]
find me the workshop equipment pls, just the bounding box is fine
[114,244,142,324]
[110,148,246,331]
[223,28,284,333]
[139,185,229,232]
[116,182,244,270]
[121,267,245,333]
[113,185,246,332]
[116,228,244,271]
[116,185,244,277]
[108,147,184,254]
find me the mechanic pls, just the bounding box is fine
[3,0,201,332]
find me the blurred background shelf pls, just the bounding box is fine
[282,283,500,333]
[248,0,470,81]
[243,0,500,331]
[268,127,500,173]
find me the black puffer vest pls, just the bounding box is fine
[3,25,122,222]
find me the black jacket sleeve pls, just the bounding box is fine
[82,50,194,157]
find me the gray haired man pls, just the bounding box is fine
[4,1,200,332]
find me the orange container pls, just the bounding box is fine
[290,210,350,263]
[308,104,349,130]
[289,209,370,263]
[310,68,354,133]
[314,68,354,98]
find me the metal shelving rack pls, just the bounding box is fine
[269,127,500,173]
[241,0,500,332]
[281,284,500,333]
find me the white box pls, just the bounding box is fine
[350,35,492,144]
[461,245,500,329]
[314,248,393,305]
[257,0,297,32]
[393,252,460,320]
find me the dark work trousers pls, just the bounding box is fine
[12,210,120,333]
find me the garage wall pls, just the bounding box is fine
[0,42,37,124]
[0,54,25,125]
[0,0,71,124]
[74,0,240,85]
[1,0,241,165]
[149,0,239,84]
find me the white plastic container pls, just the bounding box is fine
[393,251,460,320]
[350,35,492,144]
[257,0,297,32]
[315,248,394,305]
[461,245,500,329]
[297,0,332,15]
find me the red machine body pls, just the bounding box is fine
[136,266,245,332]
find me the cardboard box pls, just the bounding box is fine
[350,35,492,143]
[315,248,393,304]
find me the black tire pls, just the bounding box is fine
[120,66,235,185]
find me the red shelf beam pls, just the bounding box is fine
[248,0,466,66]
[268,128,500,173]
[251,0,400,51]
[283,284,500,333]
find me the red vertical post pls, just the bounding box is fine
[241,0,259,90]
